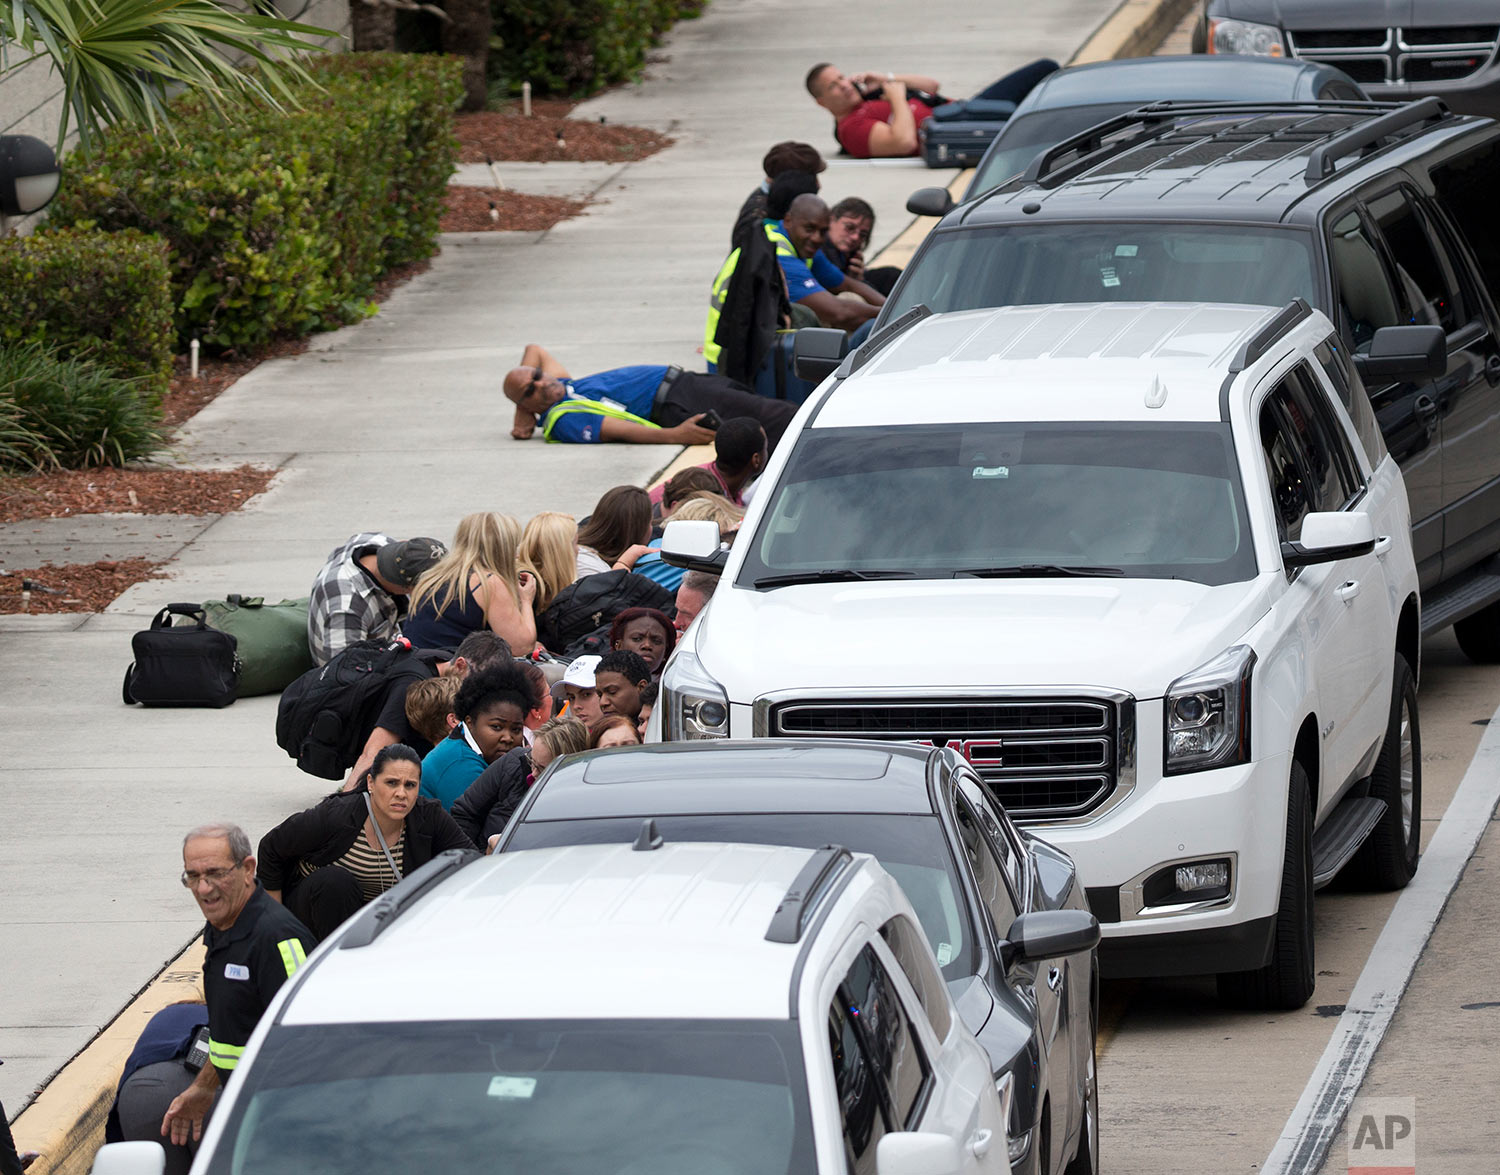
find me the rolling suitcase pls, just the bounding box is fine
[919,98,1017,168]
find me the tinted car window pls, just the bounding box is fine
[504,812,976,979]
[1368,188,1461,333]
[842,944,930,1128]
[886,224,1316,320]
[1315,336,1386,467]
[967,104,1133,197]
[1327,210,1401,352]
[954,794,1019,939]
[738,422,1258,587]
[1280,363,1360,510]
[828,996,886,1172]
[1431,138,1500,292]
[880,915,953,1041]
[1260,390,1314,545]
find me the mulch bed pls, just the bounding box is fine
[0,557,166,614]
[0,466,278,524]
[455,102,671,164]
[441,187,591,233]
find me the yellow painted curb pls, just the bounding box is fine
[1071,0,1199,65]
[12,939,205,1175]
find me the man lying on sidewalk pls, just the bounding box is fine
[503,344,799,452]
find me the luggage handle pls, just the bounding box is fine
[154,603,209,630]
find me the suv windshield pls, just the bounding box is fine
[737,422,1256,587]
[507,812,977,982]
[206,1019,812,1175]
[886,223,1317,319]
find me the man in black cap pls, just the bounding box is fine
[306,533,447,665]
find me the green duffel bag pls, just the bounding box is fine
[197,595,313,697]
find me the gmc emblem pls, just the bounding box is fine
[915,738,1004,766]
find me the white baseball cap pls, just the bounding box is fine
[562,654,602,687]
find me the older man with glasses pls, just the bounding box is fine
[160,824,315,1147]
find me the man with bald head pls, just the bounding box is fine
[769,193,884,333]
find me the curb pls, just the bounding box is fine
[10,940,204,1175]
[5,1,1195,1169]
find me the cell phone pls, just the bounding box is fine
[699,410,722,430]
[184,1024,211,1072]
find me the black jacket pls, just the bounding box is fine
[451,746,532,850]
[256,787,471,893]
[716,202,789,385]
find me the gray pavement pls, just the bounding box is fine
[0,0,1121,1111]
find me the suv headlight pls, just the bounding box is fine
[1163,645,1255,775]
[660,650,730,740]
[1208,17,1285,56]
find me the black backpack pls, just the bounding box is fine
[536,570,674,655]
[275,638,435,780]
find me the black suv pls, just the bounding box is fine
[889,99,1500,658]
[1191,1,1500,117]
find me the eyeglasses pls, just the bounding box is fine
[181,863,243,888]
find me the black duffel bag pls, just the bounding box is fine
[122,604,240,708]
[536,570,674,656]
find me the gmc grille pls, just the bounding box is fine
[1288,25,1499,85]
[768,696,1130,820]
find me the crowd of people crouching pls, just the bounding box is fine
[269,416,768,942]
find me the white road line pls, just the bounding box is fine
[1262,706,1500,1174]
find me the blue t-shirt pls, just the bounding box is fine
[633,538,686,593]
[421,733,487,810]
[542,365,669,444]
[768,220,845,303]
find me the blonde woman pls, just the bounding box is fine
[520,511,579,613]
[402,513,538,653]
[634,493,746,592]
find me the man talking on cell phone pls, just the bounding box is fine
[503,343,799,453]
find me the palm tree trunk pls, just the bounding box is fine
[441,0,489,111]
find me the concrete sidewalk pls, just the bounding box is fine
[0,0,1120,1121]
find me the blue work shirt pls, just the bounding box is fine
[543,365,669,444]
[768,220,846,303]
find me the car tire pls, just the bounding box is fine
[1453,602,1500,662]
[1061,1037,1098,1175]
[1216,761,1315,1010]
[1343,653,1421,890]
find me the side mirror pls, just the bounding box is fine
[876,1131,966,1175]
[1352,325,1445,382]
[1281,510,1376,567]
[92,1143,166,1175]
[792,327,848,382]
[906,187,956,218]
[660,519,728,573]
[1002,909,1100,967]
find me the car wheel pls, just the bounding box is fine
[1454,601,1500,662]
[1061,1037,1098,1175]
[1216,761,1315,1010]
[1342,653,1421,890]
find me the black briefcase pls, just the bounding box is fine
[122,603,240,708]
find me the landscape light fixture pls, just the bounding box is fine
[0,134,62,218]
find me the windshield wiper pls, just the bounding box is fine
[753,569,919,588]
[954,564,1125,578]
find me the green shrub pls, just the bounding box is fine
[0,229,174,393]
[47,53,463,350]
[0,342,166,470]
[490,0,705,96]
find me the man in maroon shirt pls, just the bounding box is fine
[805,59,1058,158]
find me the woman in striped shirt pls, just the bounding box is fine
[257,744,472,941]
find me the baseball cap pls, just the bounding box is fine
[562,654,602,688]
[375,537,447,589]
[763,141,826,178]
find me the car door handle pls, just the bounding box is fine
[969,1128,994,1159]
[1414,393,1439,429]
[1047,966,1063,992]
[1336,580,1360,603]
[1486,354,1500,387]
[1373,535,1392,558]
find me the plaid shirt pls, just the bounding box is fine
[307,533,400,665]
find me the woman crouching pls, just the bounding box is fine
[257,744,472,941]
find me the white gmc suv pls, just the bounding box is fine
[659,300,1429,1009]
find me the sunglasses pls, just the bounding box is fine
[524,366,545,400]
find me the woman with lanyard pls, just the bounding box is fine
[257,745,471,941]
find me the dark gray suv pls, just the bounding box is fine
[1192,1,1500,117]
[890,99,1500,659]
